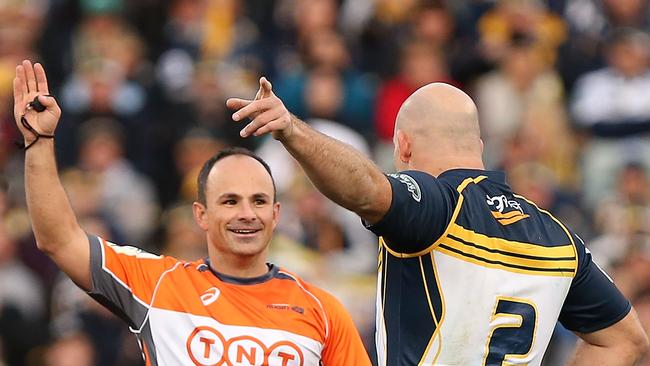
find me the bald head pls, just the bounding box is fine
[393,83,483,173]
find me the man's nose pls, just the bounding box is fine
[237,201,257,220]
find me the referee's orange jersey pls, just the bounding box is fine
[86,235,371,366]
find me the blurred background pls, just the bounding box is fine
[1,0,650,365]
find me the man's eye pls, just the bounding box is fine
[223,199,236,205]
[255,199,267,205]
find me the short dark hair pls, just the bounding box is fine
[197,147,277,205]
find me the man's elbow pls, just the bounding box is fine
[35,238,58,256]
[33,226,86,256]
[630,328,650,361]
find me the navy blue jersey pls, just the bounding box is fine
[367,169,630,366]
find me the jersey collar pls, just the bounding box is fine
[438,168,507,185]
[203,259,279,285]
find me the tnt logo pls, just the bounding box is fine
[186,326,304,366]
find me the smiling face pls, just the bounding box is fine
[193,155,279,274]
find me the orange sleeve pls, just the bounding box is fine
[87,234,180,327]
[317,289,373,366]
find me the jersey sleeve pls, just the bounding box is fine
[86,234,180,328]
[319,292,372,366]
[365,170,456,254]
[558,232,632,333]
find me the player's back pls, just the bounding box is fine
[427,171,576,365]
[369,169,629,366]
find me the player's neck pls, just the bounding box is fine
[412,156,485,177]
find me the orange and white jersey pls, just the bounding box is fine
[86,235,371,366]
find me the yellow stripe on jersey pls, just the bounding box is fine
[439,236,576,271]
[496,214,530,226]
[491,210,523,220]
[514,194,579,267]
[449,224,576,259]
[434,224,577,277]
[418,256,440,366]
[426,252,446,365]
[492,210,531,225]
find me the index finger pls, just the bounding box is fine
[14,65,29,102]
[260,77,273,98]
[34,63,49,95]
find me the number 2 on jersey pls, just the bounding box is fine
[483,297,537,365]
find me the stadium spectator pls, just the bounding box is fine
[275,31,376,138]
[75,118,159,244]
[477,0,566,69]
[570,27,650,208]
[12,60,371,365]
[230,76,649,365]
[374,38,455,169]
[474,31,576,185]
[44,333,95,366]
[560,0,650,90]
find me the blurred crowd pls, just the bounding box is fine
[1,0,650,365]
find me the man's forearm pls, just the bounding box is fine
[25,139,84,253]
[568,340,643,366]
[279,116,391,223]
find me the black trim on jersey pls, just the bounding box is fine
[437,243,576,273]
[204,259,279,285]
[447,234,576,261]
[381,249,443,364]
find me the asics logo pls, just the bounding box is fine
[201,287,221,306]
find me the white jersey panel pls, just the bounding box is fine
[148,308,323,366]
[428,251,573,366]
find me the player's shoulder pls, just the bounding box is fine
[93,234,183,267]
[390,168,503,193]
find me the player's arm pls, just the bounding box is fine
[226,77,391,224]
[560,233,648,365]
[568,309,648,366]
[13,60,90,290]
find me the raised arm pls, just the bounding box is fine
[13,60,90,290]
[226,78,391,224]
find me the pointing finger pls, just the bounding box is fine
[16,65,27,99]
[260,77,273,97]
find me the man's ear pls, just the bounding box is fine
[272,201,280,229]
[396,129,412,164]
[192,202,209,231]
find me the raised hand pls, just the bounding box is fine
[13,60,61,147]
[226,77,293,140]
